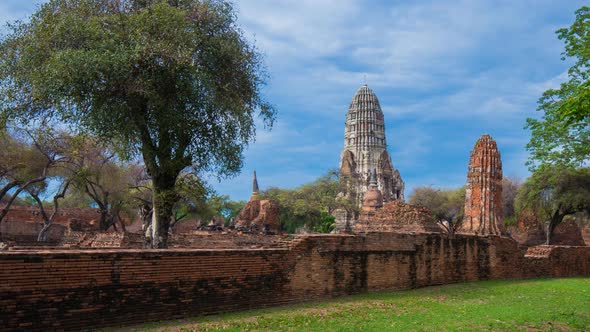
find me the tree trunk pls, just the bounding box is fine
[150,177,177,248]
[37,223,51,242]
[99,208,109,232]
[0,174,48,223]
[546,211,563,245]
[139,204,153,248]
[116,210,126,233]
[32,180,71,242]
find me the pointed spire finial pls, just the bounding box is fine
[253,170,259,192]
[363,73,367,86]
[251,170,260,201]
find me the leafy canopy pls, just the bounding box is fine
[0,0,275,180]
[0,0,275,247]
[515,167,590,244]
[409,186,465,222]
[262,170,348,233]
[526,6,590,170]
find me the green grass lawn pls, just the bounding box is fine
[114,278,590,332]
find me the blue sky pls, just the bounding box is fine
[0,1,583,201]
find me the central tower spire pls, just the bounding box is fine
[338,84,404,205]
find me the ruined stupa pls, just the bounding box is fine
[459,134,505,236]
[234,171,281,234]
[333,84,404,231]
[362,169,383,212]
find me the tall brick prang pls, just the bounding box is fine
[334,84,404,232]
[460,134,505,236]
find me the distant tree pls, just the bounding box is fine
[262,170,346,233]
[262,187,306,233]
[409,186,465,235]
[196,194,245,226]
[171,172,210,228]
[19,130,79,241]
[300,170,341,214]
[0,129,55,222]
[0,0,275,248]
[502,176,522,226]
[409,187,447,219]
[221,199,246,226]
[0,128,72,230]
[525,6,590,170]
[515,167,590,244]
[312,212,336,234]
[67,137,138,232]
[27,178,72,242]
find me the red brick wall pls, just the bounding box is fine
[0,233,589,331]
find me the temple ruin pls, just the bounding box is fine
[334,84,404,231]
[459,134,505,236]
[361,169,384,212]
[1,101,589,331]
[233,171,281,234]
[338,84,404,203]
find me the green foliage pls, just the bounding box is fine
[0,128,54,187]
[153,173,245,226]
[262,170,347,233]
[515,167,590,243]
[525,6,590,170]
[312,212,335,234]
[131,278,590,331]
[221,199,246,224]
[502,176,521,225]
[0,0,275,247]
[0,126,75,225]
[1,1,275,168]
[515,167,590,218]
[409,186,465,222]
[191,193,245,225]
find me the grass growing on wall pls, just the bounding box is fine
[114,278,590,331]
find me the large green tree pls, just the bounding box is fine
[526,6,590,170]
[515,167,590,244]
[0,0,275,247]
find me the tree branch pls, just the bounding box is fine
[0,161,51,222]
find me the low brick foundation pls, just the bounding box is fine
[0,233,589,331]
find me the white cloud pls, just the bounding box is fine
[0,0,583,200]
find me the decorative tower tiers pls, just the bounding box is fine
[333,84,404,232]
[459,134,505,236]
[338,84,404,205]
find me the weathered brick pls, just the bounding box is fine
[0,234,588,331]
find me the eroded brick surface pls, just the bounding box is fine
[552,220,586,246]
[1,233,588,331]
[234,199,281,234]
[354,201,443,233]
[460,134,505,236]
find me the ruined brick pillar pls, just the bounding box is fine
[460,134,505,236]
